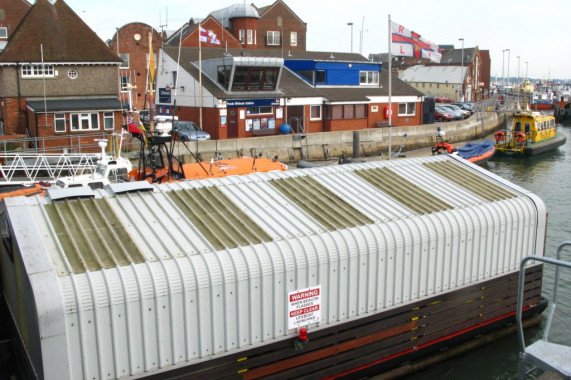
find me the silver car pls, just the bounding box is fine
[172,121,211,141]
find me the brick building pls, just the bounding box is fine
[167,0,307,53]
[155,46,424,141]
[108,22,163,113]
[0,0,31,52]
[0,0,125,145]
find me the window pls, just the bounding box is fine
[55,113,66,132]
[267,31,280,46]
[247,106,273,115]
[316,70,326,84]
[21,64,55,78]
[325,104,367,120]
[119,53,130,69]
[310,105,321,120]
[247,30,253,45]
[398,102,416,116]
[104,112,114,130]
[290,31,297,47]
[120,75,131,92]
[68,69,78,79]
[239,29,245,44]
[70,113,99,131]
[359,71,379,85]
[217,65,232,89]
[0,27,7,39]
[231,66,279,91]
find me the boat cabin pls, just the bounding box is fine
[513,112,557,143]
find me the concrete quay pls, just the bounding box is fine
[173,111,508,164]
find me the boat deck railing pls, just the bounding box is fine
[517,242,571,379]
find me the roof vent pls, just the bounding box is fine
[106,181,154,195]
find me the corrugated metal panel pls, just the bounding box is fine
[270,176,373,230]
[354,166,452,214]
[423,160,516,202]
[44,198,145,274]
[168,186,273,250]
[3,155,548,380]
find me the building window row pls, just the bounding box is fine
[359,71,379,85]
[21,64,55,78]
[54,112,115,133]
[231,66,279,91]
[264,31,298,47]
[324,104,367,120]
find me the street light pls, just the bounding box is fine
[506,48,511,87]
[516,56,520,87]
[347,22,354,53]
[459,38,464,102]
[525,61,528,79]
[502,49,507,87]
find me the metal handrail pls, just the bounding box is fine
[516,242,571,354]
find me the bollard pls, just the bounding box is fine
[352,131,360,158]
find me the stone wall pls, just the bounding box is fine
[172,111,507,163]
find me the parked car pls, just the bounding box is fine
[435,96,453,103]
[441,104,470,119]
[436,105,463,120]
[172,121,211,141]
[452,103,474,115]
[435,107,455,122]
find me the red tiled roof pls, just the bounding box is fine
[0,0,121,63]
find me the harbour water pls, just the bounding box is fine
[404,119,571,379]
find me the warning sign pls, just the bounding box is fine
[288,285,322,330]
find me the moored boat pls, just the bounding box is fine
[432,127,495,164]
[494,111,567,156]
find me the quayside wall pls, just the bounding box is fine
[174,111,508,162]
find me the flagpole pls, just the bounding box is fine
[199,22,203,129]
[388,15,392,160]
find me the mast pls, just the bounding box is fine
[388,15,392,159]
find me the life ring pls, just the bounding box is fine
[514,132,526,143]
[494,131,505,141]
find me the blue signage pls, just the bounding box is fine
[227,98,280,108]
[158,88,171,103]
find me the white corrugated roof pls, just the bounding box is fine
[2,154,547,379]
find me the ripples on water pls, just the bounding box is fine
[403,119,571,380]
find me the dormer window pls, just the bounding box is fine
[21,64,55,78]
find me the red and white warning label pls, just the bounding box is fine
[288,285,321,329]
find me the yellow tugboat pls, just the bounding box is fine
[494,83,566,156]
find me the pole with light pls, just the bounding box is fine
[502,49,506,87]
[506,48,510,87]
[459,38,464,102]
[347,22,354,53]
[517,56,520,86]
[525,61,528,79]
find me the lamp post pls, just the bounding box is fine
[506,48,511,87]
[516,56,520,87]
[459,38,464,101]
[347,22,354,53]
[525,61,528,79]
[502,49,507,87]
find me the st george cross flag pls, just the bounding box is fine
[390,21,441,63]
[199,26,220,45]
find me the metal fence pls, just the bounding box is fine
[0,132,141,155]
